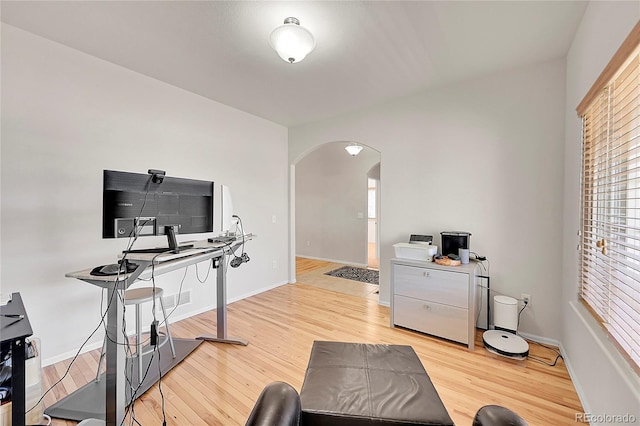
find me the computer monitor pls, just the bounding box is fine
[103,169,214,250]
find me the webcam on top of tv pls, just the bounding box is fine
[148,169,166,184]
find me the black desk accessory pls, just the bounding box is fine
[90,260,139,276]
[208,236,235,244]
[0,292,33,426]
[54,234,254,423]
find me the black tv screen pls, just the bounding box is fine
[103,170,214,239]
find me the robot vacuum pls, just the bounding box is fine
[482,329,529,360]
[483,295,529,360]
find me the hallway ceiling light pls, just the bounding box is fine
[345,143,364,156]
[269,17,315,64]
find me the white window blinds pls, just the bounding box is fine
[579,42,640,371]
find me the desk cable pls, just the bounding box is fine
[472,258,563,368]
[151,253,167,426]
[472,256,490,327]
[28,268,134,422]
[195,259,213,283]
[121,252,168,426]
[34,177,163,424]
[36,241,226,424]
[28,284,121,418]
[229,216,250,268]
[117,177,163,425]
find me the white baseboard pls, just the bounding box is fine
[42,280,292,367]
[518,331,561,347]
[295,254,367,268]
[558,340,592,420]
[562,301,640,421]
[228,280,290,304]
[43,339,106,367]
[518,329,593,419]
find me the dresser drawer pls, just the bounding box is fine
[393,295,469,344]
[393,264,468,308]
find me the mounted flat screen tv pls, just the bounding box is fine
[102,170,214,247]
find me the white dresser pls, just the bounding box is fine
[390,258,479,350]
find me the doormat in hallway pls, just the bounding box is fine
[325,266,379,285]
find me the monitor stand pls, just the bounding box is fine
[166,225,180,251]
[123,226,193,254]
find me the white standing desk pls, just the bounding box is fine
[48,234,254,425]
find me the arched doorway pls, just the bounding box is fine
[290,141,381,295]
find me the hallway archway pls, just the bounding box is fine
[289,141,381,283]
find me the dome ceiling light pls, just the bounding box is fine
[345,143,364,156]
[269,17,316,64]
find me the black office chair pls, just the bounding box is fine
[245,382,528,426]
[473,405,529,426]
[245,382,301,426]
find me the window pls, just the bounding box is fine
[368,178,377,219]
[578,23,640,371]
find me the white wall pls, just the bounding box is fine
[295,143,380,265]
[1,25,289,364]
[290,58,566,339]
[562,2,640,422]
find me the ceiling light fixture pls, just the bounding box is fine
[345,143,364,156]
[269,17,316,64]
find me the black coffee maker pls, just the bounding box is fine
[440,231,471,257]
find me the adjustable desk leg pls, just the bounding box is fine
[105,286,126,425]
[11,338,26,426]
[196,255,248,346]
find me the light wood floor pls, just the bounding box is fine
[295,257,379,300]
[368,242,379,269]
[40,259,583,425]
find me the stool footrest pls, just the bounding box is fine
[95,287,176,384]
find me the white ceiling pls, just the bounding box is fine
[1,1,588,127]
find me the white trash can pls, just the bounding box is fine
[493,295,518,332]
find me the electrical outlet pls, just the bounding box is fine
[521,293,531,305]
[272,260,278,269]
